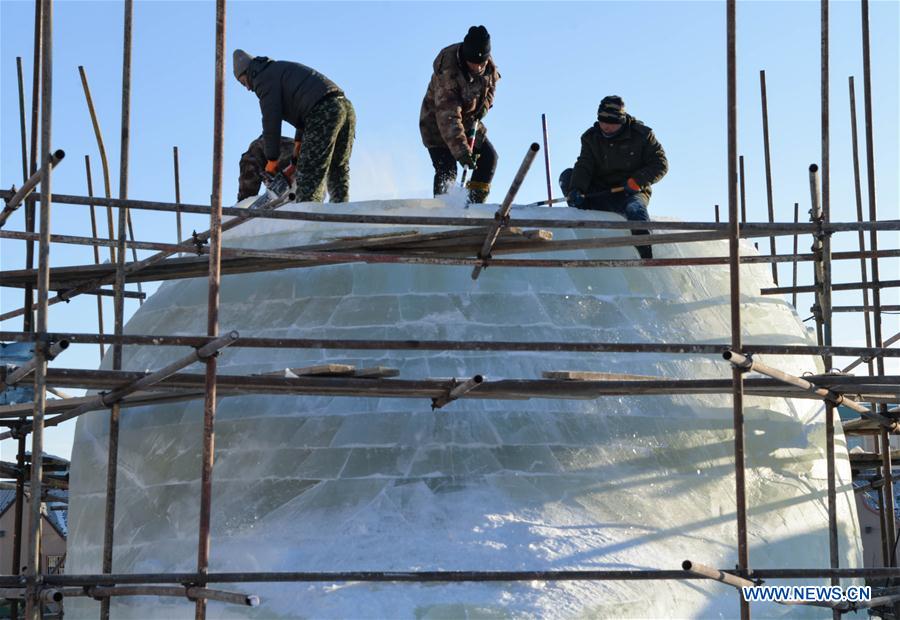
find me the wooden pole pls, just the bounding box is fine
[77,66,116,263]
[84,155,106,360]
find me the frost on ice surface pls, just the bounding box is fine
[66,199,861,619]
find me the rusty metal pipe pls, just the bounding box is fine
[848,76,874,374]
[0,339,68,391]
[759,70,778,284]
[0,149,64,226]
[25,1,53,616]
[541,114,553,207]
[472,142,540,279]
[196,4,227,618]
[0,332,238,440]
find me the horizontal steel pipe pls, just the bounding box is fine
[2,330,898,359]
[2,188,897,233]
[1,567,898,589]
[6,250,900,300]
[762,280,899,295]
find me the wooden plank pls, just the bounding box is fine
[353,366,399,378]
[543,370,665,381]
[285,364,356,377]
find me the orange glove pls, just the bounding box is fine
[265,159,279,174]
[283,158,297,182]
[624,177,641,195]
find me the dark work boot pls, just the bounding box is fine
[467,181,491,205]
[632,229,653,259]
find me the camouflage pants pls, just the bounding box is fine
[237,135,295,201]
[295,95,356,203]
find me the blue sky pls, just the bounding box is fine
[1,0,898,458]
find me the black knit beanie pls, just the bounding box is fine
[597,95,626,124]
[462,25,491,63]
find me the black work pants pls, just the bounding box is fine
[428,137,497,196]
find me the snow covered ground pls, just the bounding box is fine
[65,197,861,618]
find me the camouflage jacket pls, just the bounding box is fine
[571,115,668,200]
[237,135,296,201]
[419,43,499,160]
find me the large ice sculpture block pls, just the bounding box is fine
[66,200,861,618]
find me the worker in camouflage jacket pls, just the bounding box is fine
[559,95,668,259]
[237,135,295,202]
[419,25,500,204]
[233,49,356,203]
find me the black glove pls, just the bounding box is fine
[458,150,478,169]
[566,189,585,208]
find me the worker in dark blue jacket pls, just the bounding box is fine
[233,49,356,203]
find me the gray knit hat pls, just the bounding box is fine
[597,95,626,124]
[233,49,254,81]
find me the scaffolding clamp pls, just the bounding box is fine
[191,230,207,255]
[431,374,484,410]
[9,423,25,441]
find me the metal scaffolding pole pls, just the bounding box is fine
[848,76,874,374]
[861,0,895,566]
[726,2,749,618]
[25,1,52,617]
[759,70,778,284]
[196,2,226,618]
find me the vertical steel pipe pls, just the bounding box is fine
[820,2,839,598]
[808,164,825,347]
[117,0,143,306]
[759,70,778,284]
[26,1,52,617]
[196,2,227,618]
[738,155,747,224]
[792,203,799,310]
[541,114,553,207]
[860,0,893,563]
[100,3,134,618]
[17,57,28,184]
[23,0,42,335]
[10,426,26,620]
[726,2,749,618]
[173,146,183,243]
[848,77,873,374]
[876,435,891,565]
[715,204,720,223]
[84,155,106,360]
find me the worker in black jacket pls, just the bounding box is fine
[233,49,356,203]
[559,95,668,258]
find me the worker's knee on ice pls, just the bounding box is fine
[623,196,650,221]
